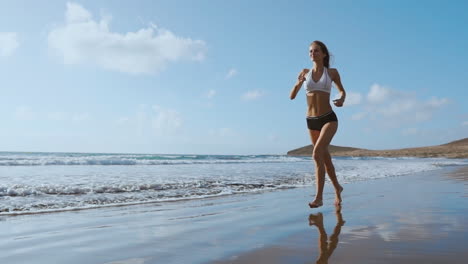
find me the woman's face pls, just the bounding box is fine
[309,44,325,63]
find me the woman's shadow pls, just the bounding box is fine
[308,205,345,264]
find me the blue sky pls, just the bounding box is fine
[0,0,467,155]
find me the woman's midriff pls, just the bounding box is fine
[306,91,332,117]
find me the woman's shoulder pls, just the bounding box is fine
[327,68,340,77]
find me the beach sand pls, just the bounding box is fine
[1,166,467,264]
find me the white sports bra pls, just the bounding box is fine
[304,67,332,94]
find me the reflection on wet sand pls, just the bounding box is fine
[444,166,468,183]
[309,206,345,264]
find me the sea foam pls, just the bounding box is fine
[0,152,466,215]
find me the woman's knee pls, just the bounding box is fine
[312,148,325,162]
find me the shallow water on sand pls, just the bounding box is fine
[1,167,467,264]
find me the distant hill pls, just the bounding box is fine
[287,138,468,159]
[287,145,363,156]
[440,138,468,146]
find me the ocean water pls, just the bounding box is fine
[0,152,466,215]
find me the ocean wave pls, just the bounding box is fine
[0,153,308,166]
[0,178,307,215]
[1,154,466,216]
[0,178,306,198]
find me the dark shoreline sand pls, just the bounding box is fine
[1,166,467,264]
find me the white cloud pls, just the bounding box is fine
[367,83,392,104]
[14,106,35,120]
[351,112,367,121]
[131,104,183,137]
[390,98,443,122]
[205,89,216,99]
[356,83,449,126]
[226,68,238,79]
[343,92,362,106]
[66,2,92,23]
[151,105,182,134]
[462,121,468,127]
[242,90,264,101]
[383,99,414,117]
[48,2,207,74]
[0,32,19,57]
[427,97,449,108]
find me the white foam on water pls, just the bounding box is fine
[0,152,305,166]
[0,153,466,215]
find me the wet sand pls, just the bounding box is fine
[0,166,467,264]
[214,166,468,264]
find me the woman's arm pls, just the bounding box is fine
[290,68,309,100]
[330,68,346,107]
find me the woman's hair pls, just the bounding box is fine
[311,40,330,68]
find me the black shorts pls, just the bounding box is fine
[306,111,338,131]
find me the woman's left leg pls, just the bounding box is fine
[324,150,343,205]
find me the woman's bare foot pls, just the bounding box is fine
[335,205,346,226]
[308,212,323,226]
[335,185,343,205]
[309,199,323,208]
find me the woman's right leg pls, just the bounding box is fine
[309,122,338,208]
[308,129,324,207]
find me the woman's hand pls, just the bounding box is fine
[333,98,344,107]
[290,68,309,100]
[297,68,309,83]
[329,69,346,107]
